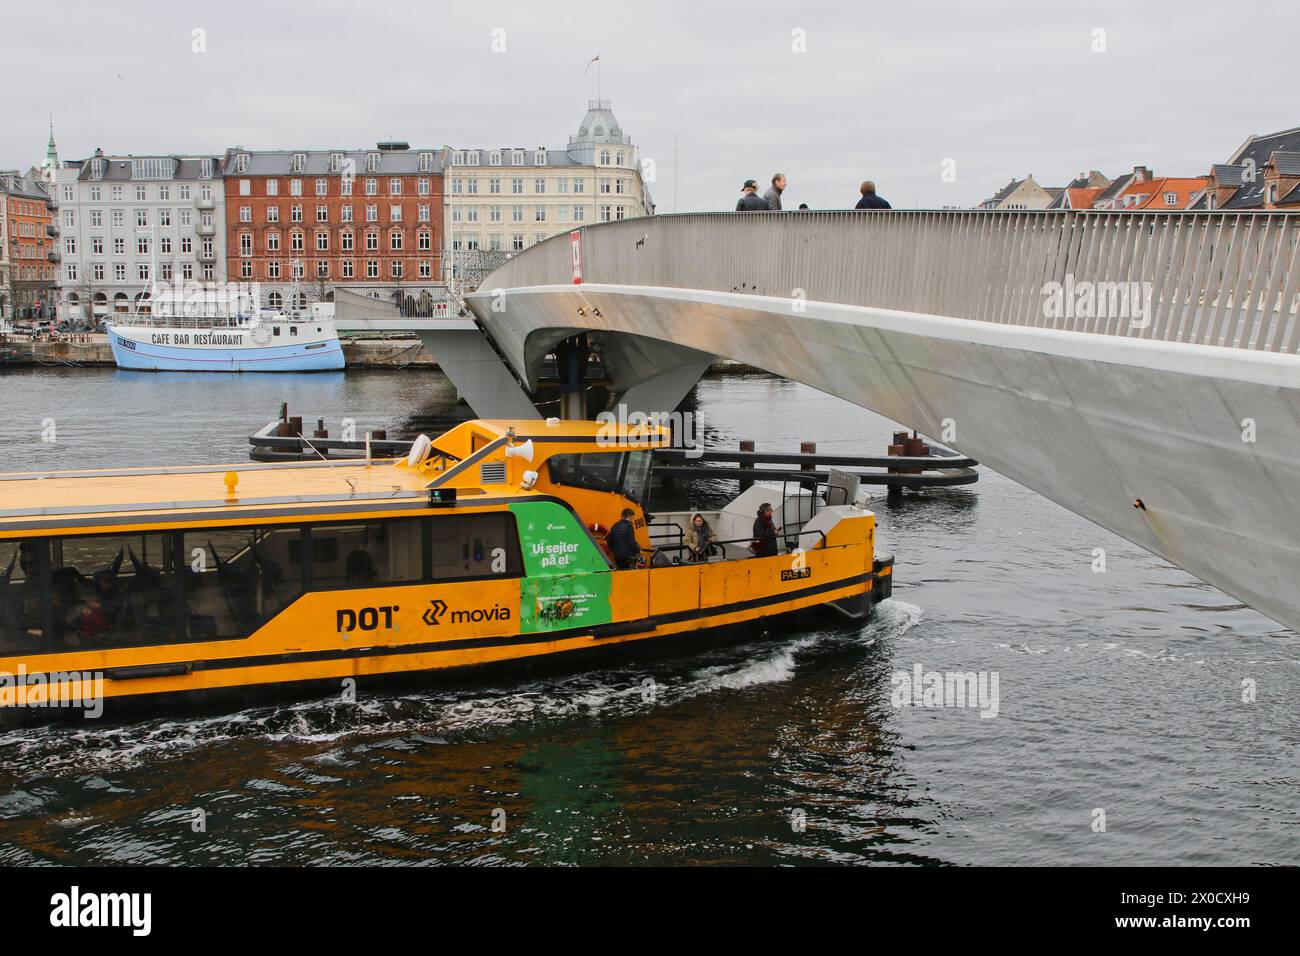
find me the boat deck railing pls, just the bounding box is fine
[111,312,320,329]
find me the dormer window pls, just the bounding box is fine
[90,158,105,179]
[366,153,381,172]
[291,152,306,173]
[200,158,213,178]
[1164,192,1177,206]
[534,149,547,165]
[489,150,502,166]
[329,152,342,172]
[418,151,433,171]
[512,150,524,166]
[234,153,250,173]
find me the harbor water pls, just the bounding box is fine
[0,367,1295,866]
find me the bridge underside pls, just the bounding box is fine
[466,283,1300,634]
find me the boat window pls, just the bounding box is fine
[182,526,304,641]
[304,520,423,589]
[431,513,522,580]
[34,532,181,650]
[622,450,654,506]
[0,540,47,654]
[547,452,625,493]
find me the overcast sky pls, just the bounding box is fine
[6,0,1297,211]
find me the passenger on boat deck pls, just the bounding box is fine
[751,503,780,558]
[608,508,642,570]
[685,514,717,562]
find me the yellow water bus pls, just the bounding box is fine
[0,419,892,718]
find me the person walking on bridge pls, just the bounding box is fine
[855,181,892,209]
[736,180,769,211]
[764,173,787,210]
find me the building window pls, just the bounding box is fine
[291,205,303,223]
[239,179,251,196]
[289,178,302,196]
[240,233,253,256]
[534,206,546,222]
[159,209,172,226]
[366,259,379,278]
[291,153,306,173]
[66,264,78,282]
[466,179,478,195]
[535,149,547,165]
[365,178,377,196]
[135,184,147,201]
[240,205,252,223]
[512,150,524,166]
[418,204,430,222]
[511,178,523,194]
[489,177,501,194]
[366,204,377,223]
[511,205,523,222]
[317,259,329,278]
[600,178,611,194]
[573,205,587,222]
[390,231,403,251]
[342,259,354,278]
[573,178,585,194]
[241,261,252,279]
[535,178,546,194]
[329,153,343,172]
[489,205,501,223]
[136,209,149,227]
[341,204,353,222]
[92,237,104,255]
[292,260,304,280]
[390,205,402,222]
[93,263,104,280]
[267,260,281,279]
[137,237,151,255]
[489,151,502,166]
[316,231,329,251]
[316,178,328,196]
[418,178,430,196]
[418,152,433,172]
[317,204,328,223]
[390,260,402,279]
[341,231,354,252]
[512,234,524,251]
[419,260,431,278]
[291,232,304,252]
[366,153,380,172]
[267,180,279,196]
[178,184,191,200]
[418,231,431,250]
[267,206,280,223]
[389,178,402,196]
[1164,192,1178,206]
[341,178,353,197]
[366,231,379,251]
[160,237,171,254]
[89,186,102,201]
[267,232,280,252]
[600,205,612,222]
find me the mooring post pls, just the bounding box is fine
[799,441,817,492]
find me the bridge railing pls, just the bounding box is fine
[481,210,1300,354]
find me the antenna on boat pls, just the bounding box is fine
[294,431,359,494]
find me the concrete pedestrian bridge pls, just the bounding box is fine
[442,210,1300,633]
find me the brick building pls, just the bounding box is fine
[221,143,444,310]
[0,170,55,321]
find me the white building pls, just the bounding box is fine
[443,100,654,282]
[50,151,227,321]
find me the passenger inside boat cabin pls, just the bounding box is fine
[608,508,642,570]
[686,514,717,562]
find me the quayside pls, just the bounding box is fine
[0,418,893,719]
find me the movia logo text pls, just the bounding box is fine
[423,599,512,626]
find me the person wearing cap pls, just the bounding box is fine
[763,173,787,210]
[855,181,892,210]
[736,180,769,211]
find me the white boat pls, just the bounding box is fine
[106,288,344,372]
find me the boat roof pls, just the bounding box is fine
[0,419,667,533]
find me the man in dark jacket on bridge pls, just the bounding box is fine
[608,508,642,569]
[855,180,892,209]
[736,180,769,211]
